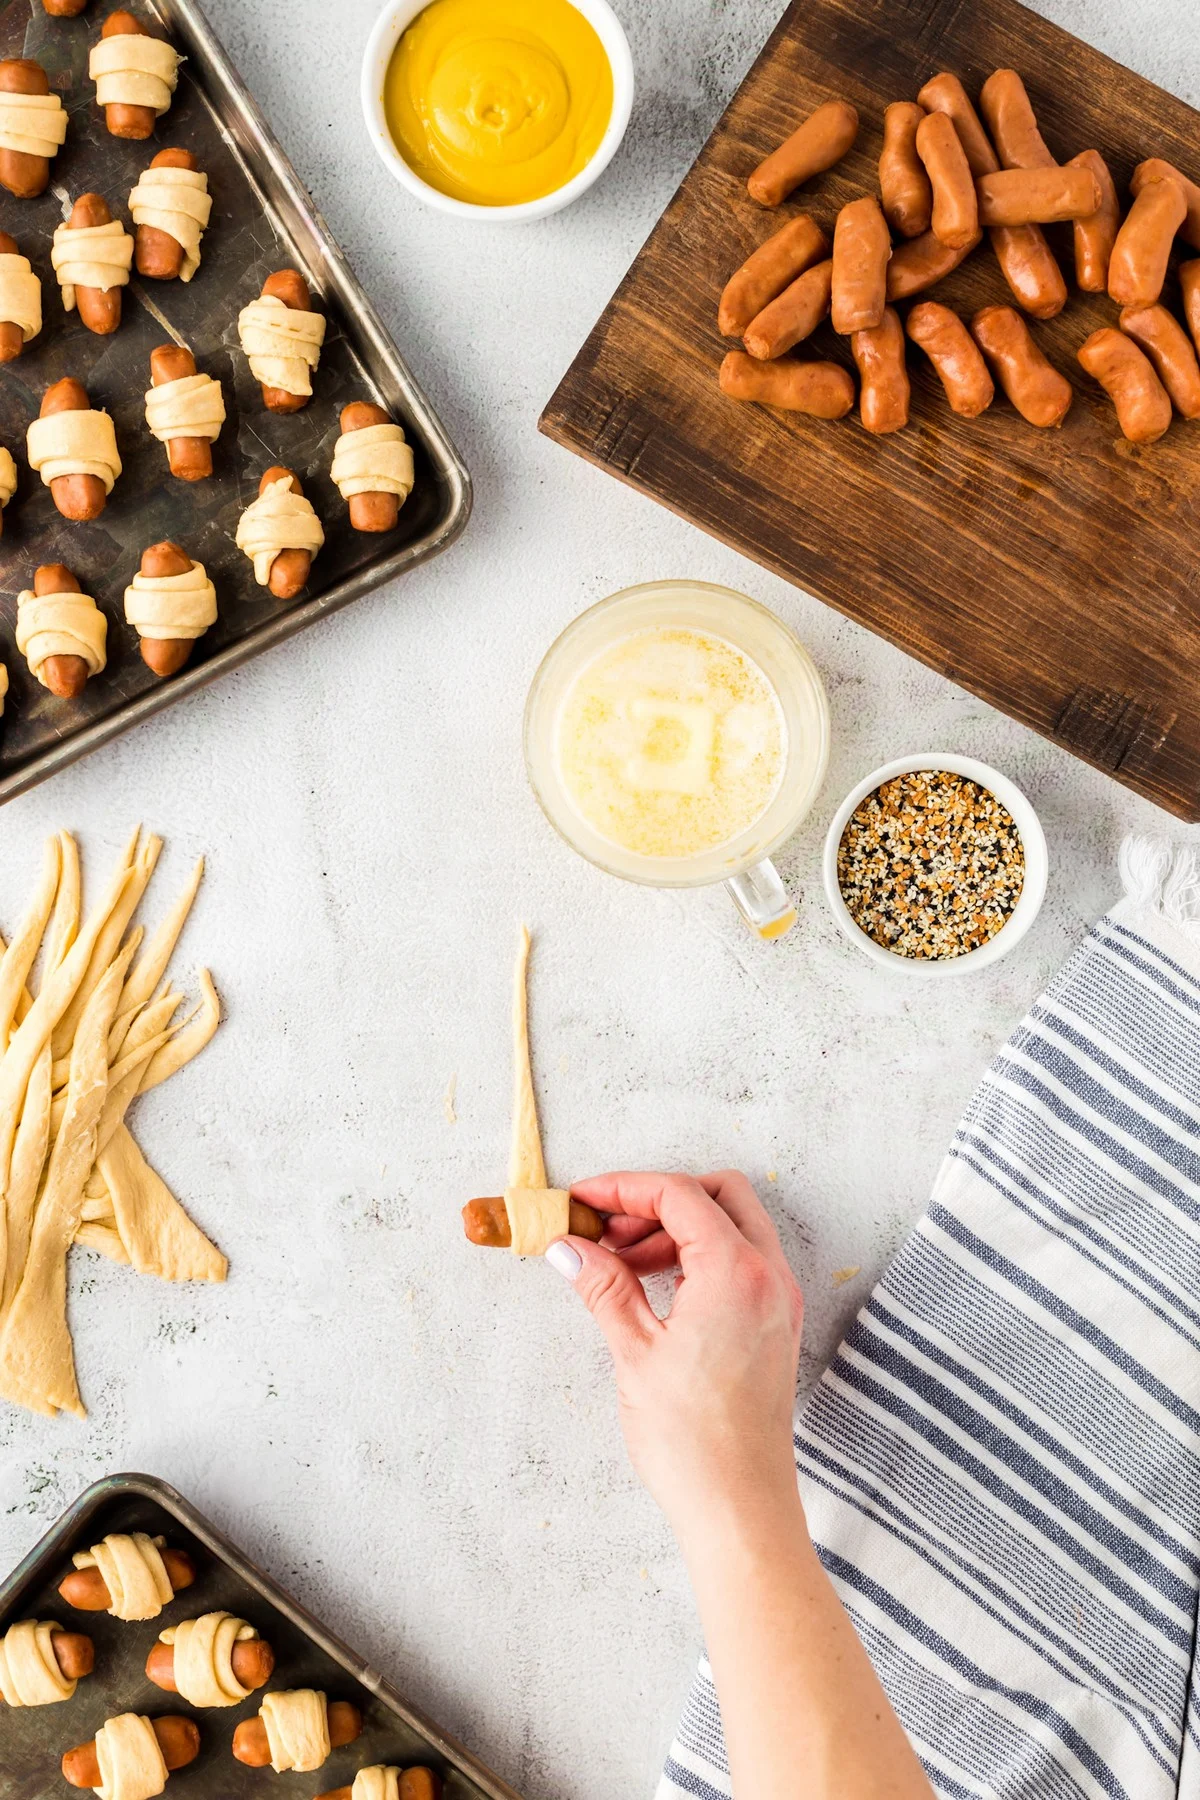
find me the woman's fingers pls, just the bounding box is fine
[601,1214,662,1250]
[547,1238,661,1357]
[572,1171,744,1266]
[615,1229,683,1277]
[696,1170,790,1270]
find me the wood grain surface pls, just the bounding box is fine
[540,0,1200,819]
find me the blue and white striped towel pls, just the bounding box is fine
[659,836,1200,1800]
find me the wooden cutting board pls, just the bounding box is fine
[540,0,1200,820]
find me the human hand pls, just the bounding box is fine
[546,1171,804,1546]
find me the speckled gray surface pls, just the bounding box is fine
[0,1,1198,1796]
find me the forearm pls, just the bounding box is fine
[677,1487,936,1800]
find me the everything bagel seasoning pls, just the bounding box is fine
[836,770,1024,959]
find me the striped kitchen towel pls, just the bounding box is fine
[659,835,1200,1800]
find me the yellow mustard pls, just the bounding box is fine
[383,0,614,207]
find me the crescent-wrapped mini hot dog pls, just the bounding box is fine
[1068,150,1120,292]
[1078,327,1172,443]
[1131,158,1200,252]
[235,467,324,599]
[18,566,106,699]
[147,344,224,481]
[146,1613,274,1705]
[317,1770,443,1800]
[718,214,827,338]
[0,1622,94,1705]
[58,1534,196,1617]
[1118,305,1200,419]
[238,268,326,412]
[0,58,66,199]
[61,1713,199,1791]
[976,165,1101,227]
[747,98,858,207]
[879,102,932,239]
[125,542,218,677]
[719,350,855,418]
[915,110,978,250]
[462,1193,604,1250]
[232,1691,362,1770]
[89,11,181,141]
[0,231,40,361]
[851,306,909,434]
[905,302,994,417]
[970,305,1072,428]
[52,192,133,336]
[978,69,1055,170]
[1109,180,1188,308]
[743,258,832,360]
[332,403,415,532]
[27,378,121,522]
[130,147,211,281]
[831,196,890,334]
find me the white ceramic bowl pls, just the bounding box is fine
[361,0,635,222]
[822,753,1048,977]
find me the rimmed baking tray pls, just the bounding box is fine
[0,0,471,803]
[0,1471,522,1800]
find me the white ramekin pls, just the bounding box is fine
[822,753,1048,977]
[360,0,635,222]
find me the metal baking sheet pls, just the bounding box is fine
[0,1472,522,1800]
[0,0,471,803]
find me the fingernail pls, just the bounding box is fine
[545,1240,582,1281]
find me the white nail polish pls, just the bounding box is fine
[546,1240,582,1280]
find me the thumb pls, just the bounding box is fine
[546,1237,658,1360]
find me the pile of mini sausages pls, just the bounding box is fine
[0,2,413,713]
[718,72,1200,442]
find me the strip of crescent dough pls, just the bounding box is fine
[260,1689,331,1773]
[98,1124,226,1283]
[237,294,326,397]
[93,1710,168,1800]
[45,832,81,976]
[0,91,66,160]
[352,1769,402,1800]
[159,1613,254,1707]
[0,1046,51,1321]
[52,218,133,312]
[0,942,134,1417]
[16,590,108,689]
[109,859,203,1059]
[144,372,224,445]
[331,422,415,503]
[89,34,181,117]
[75,1219,129,1262]
[0,1618,77,1705]
[52,992,179,1146]
[0,837,61,1051]
[235,479,324,587]
[509,925,547,1190]
[52,831,159,1063]
[26,407,121,494]
[140,969,218,1091]
[128,165,210,280]
[0,252,41,342]
[72,1532,172,1620]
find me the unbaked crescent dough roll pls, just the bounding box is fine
[353,1769,402,1800]
[235,477,324,586]
[124,562,217,641]
[159,1612,254,1707]
[17,590,107,688]
[0,445,16,508]
[331,422,415,504]
[260,1688,332,1772]
[504,1187,571,1256]
[237,294,326,398]
[89,36,182,118]
[144,372,225,444]
[93,1712,168,1800]
[0,1619,77,1705]
[0,252,41,342]
[52,219,133,312]
[128,165,211,280]
[0,91,67,161]
[27,409,121,494]
[71,1532,171,1620]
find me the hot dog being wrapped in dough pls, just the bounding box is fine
[90,12,182,141]
[237,269,326,412]
[145,1612,274,1706]
[0,1620,95,1706]
[130,149,211,281]
[235,467,324,600]
[332,402,415,532]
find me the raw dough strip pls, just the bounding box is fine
[260,1688,331,1772]
[97,1121,227,1282]
[0,445,16,509]
[52,830,160,1065]
[0,837,61,1051]
[125,563,217,641]
[331,422,415,503]
[0,91,67,161]
[159,1612,254,1707]
[0,1618,76,1705]
[72,1532,173,1621]
[353,1769,402,1800]
[110,860,203,1058]
[16,590,107,689]
[0,251,41,342]
[141,968,218,1091]
[89,35,181,118]
[235,477,324,587]
[52,219,133,312]
[144,372,224,444]
[93,1711,169,1800]
[503,1186,571,1257]
[509,925,547,1190]
[237,294,326,398]
[27,407,121,495]
[128,165,210,280]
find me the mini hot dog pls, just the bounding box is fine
[53,192,131,335]
[915,110,978,250]
[62,1715,199,1788]
[332,402,415,531]
[885,227,979,300]
[0,230,40,362]
[92,11,177,141]
[0,1625,94,1703]
[719,350,855,418]
[917,72,1065,319]
[905,302,994,417]
[0,58,65,199]
[1068,150,1120,292]
[145,1622,275,1697]
[851,306,909,434]
[59,1546,195,1611]
[978,69,1054,169]
[1109,180,1188,308]
[1182,261,1200,351]
[236,467,323,599]
[317,1773,442,1800]
[148,344,223,481]
[718,214,828,337]
[743,258,832,359]
[1131,158,1200,252]
[1078,327,1173,443]
[831,196,890,334]
[18,566,106,698]
[747,98,858,207]
[970,305,1072,428]
[462,1195,604,1248]
[239,268,326,413]
[879,102,932,238]
[975,165,1100,227]
[125,541,218,676]
[29,379,120,523]
[133,148,207,280]
[1118,305,1200,419]
[232,1698,362,1767]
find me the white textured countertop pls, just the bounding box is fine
[1,1,1197,1794]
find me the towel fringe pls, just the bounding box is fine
[1119,834,1200,939]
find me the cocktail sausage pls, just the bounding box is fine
[970,305,1072,428]
[1078,327,1172,443]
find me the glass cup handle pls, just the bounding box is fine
[725,858,798,939]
